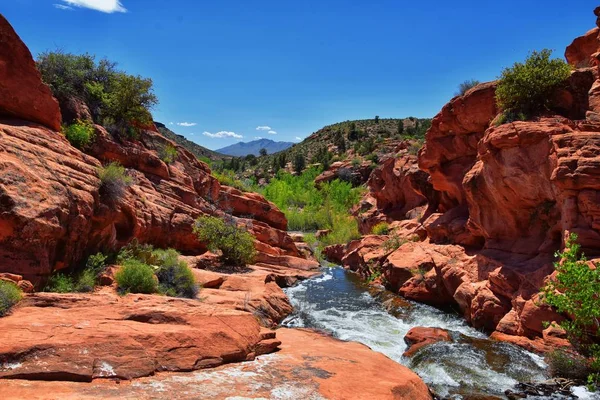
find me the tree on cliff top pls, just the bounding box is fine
[36,51,158,137]
[496,49,571,120]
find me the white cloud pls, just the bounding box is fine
[295,137,302,141]
[54,4,74,10]
[168,122,174,125]
[61,0,127,13]
[203,131,243,139]
[267,130,277,135]
[177,122,197,127]
[256,126,271,131]
[254,136,263,139]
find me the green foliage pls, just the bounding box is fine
[408,141,423,156]
[117,242,198,298]
[45,273,75,293]
[194,216,257,266]
[259,148,268,157]
[374,115,380,124]
[0,281,22,317]
[98,162,133,201]
[213,169,255,192]
[36,51,158,134]
[383,234,407,252]
[44,252,108,293]
[64,119,95,149]
[371,222,390,235]
[153,249,199,298]
[546,349,594,382]
[456,79,480,96]
[115,259,158,294]
[293,153,306,174]
[160,144,178,164]
[496,49,571,119]
[542,233,600,387]
[397,120,404,135]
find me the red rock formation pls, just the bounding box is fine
[0,15,311,285]
[403,327,452,357]
[0,15,61,131]
[0,328,432,400]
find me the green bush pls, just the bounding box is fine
[371,222,390,235]
[98,162,133,201]
[154,249,198,298]
[115,259,157,294]
[542,233,600,387]
[160,144,178,164]
[64,120,95,149]
[194,216,257,266]
[36,51,158,133]
[546,349,594,382]
[383,234,407,252]
[45,273,75,293]
[456,79,480,96]
[496,49,571,119]
[0,281,22,317]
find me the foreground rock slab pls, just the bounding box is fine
[0,292,279,381]
[0,328,431,400]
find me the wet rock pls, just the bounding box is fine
[403,327,452,357]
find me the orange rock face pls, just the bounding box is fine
[0,15,61,131]
[403,327,452,357]
[0,329,432,400]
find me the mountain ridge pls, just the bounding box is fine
[216,138,294,156]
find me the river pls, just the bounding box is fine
[282,267,595,399]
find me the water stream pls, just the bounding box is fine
[281,267,595,399]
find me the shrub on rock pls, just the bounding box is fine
[496,49,571,120]
[98,161,132,201]
[371,222,390,235]
[115,259,158,294]
[193,215,256,266]
[0,281,22,317]
[64,119,95,149]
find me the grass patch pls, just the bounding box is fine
[0,281,22,317]
[115,259,157,294]
[98,162,133,201]
[371,222,390,235]
[64,119,95,149]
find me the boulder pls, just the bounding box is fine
[0,15,61,131]
[403,327,452,357]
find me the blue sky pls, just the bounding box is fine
[3,1,598,149]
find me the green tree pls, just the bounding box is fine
[543,233,600,387]
[397,120,404,135]
[293,153,306,174]
[333,130,346,153]
[193,216,256,266]
[496,49,571,119]
[374,115,380,124]
[259,148,268,157]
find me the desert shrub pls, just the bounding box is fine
[0,281,22,317]
[86,252,108,274]
[408,141,422,156]
[193,216,257,266]
[456,79,480,96]
[45,273,75,293]
[64,119,95,149]
[160,144,178,164]
[115,259,157,294]
[371,222,390,235]
[293,153,306,174]
[213,170,255,192]
[383,234,407,252]
[154,250,198,298]
[98,162,133,201]
[37,51,157,130]
[496,49,571,119]
[542,233,600,388]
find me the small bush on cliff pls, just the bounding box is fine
[64,119,95,149]
[115,259,158,294]
[44,252,108,293]
[496,49,571,119]
[542,233,600,388]
[160,144,178,164]
[98,162,133,201]
[371,222,390,235]
[193,216,257,266]
[456,79,480,96]
[45,273,75,293]
[0,281,22,317]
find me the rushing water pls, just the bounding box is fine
[282,267,596,399]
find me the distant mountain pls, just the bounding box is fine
[154,122,228,161]
[216,138,294,157]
